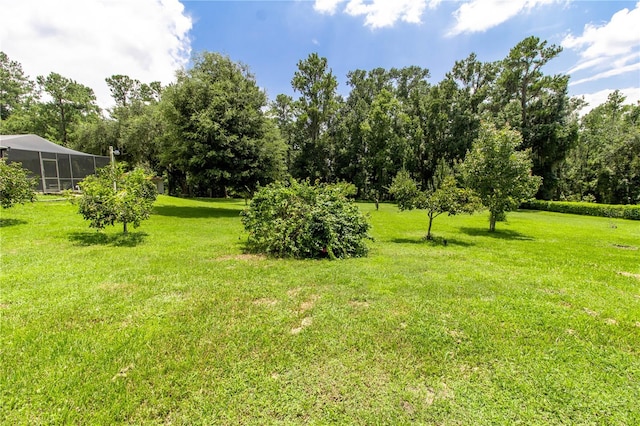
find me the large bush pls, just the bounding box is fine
[0,160,36,209]
[241,180,371,259]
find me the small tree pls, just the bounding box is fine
[0,159,36,209]
[459,123,542,231]
[241,179,371,259]
[389,170,480,240]
[77,163,157,233]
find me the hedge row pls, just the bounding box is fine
[521,200,640,220]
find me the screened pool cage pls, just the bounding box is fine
[0,134,110,193]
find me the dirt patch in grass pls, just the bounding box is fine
[253,298,279,307]
[583,307,599,317]
[604,318,618,325]
[612,244,638,250]
[348,300,370,308]
[287,287,301,298]
[618,271,640,280]
[290,317,313,334]
[216,254,266,261]
[299,295,319,313]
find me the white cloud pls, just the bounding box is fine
[314,0,440,29]
[448,0,559,36]
[314,0,345,15]
[570,62,640,87]
[0,0,192,110]
[576,87,640,115]
[562,2,640,85]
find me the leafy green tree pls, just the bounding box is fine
[160,52,285,196]
[36,72,100,146]
[494,36,578,199]
[0,160,37,208]
[560,91,640,204]
[333,68,394,198]
[241,179,371,259]
[269,94,296,171]
[0,52,35,120]
[361,89,410,196]
[459,123,542,231]
[389,169,480,240]
[290,53,340,181]
[77,163,157,234]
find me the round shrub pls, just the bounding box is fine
[241,180,371,259]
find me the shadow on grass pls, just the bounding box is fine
[391,236,474,247]
[459,227,534,241]
[68,231,148,247]
[0,218,28,227]
[153,205,241,219]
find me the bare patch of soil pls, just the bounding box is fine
[216,254,266,261]
[287,287,301,298]
[583,307,599,317]
[348,300,370,308]
[299,295,319,313]
[253,298,279,307]
[618,271,640,280]
[290,317,313,334]
[612,244,638,250]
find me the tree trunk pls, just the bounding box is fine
[123,221,128,234]
[426,214,434,240]
[489,212,496,232]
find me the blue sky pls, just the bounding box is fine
[182,0,639,110]
[1,0,638,112]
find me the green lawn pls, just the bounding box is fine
[1,195,639,424]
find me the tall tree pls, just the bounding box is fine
[495,36,578,199]
[333,68,394,197]
[0,52,35,120]
[160,52,286,196]
[36,72,99,146]
[459,123,542,231]
[103,75,165,168]
[269,94,295,171]
[290,53,340,181]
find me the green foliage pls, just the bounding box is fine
[160,52,286,196]
[77,163,157,233]
[559,91,640,204]
[0,51,35,120]
[389,170,481,239]
[241,180,371,259]
[289,53,340,181]
[0,160,37,208]
[459,123,542,231]
[521,199,640,220]
[36,72,100,146]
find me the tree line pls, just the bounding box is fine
[1,36,638,204]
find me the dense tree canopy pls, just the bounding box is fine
[159,52,286,197]
[0,39,635,206]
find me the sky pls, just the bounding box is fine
[1,0,639,114]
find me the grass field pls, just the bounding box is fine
[1,195,639,424]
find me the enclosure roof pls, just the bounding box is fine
[0,134,99,157]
